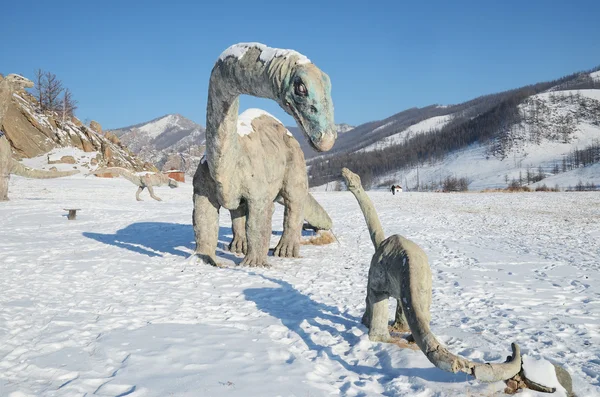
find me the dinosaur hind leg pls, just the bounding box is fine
[391,299,410,332]
[193,163,220,266]
[274,196,302,258]
[241,199,273,267]
[147,186,162,201]
[367,289,392,342]
[136,186,144,201]
[229,202,247,254]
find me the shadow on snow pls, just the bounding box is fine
[243,273,471,391]
[83,222,230,258]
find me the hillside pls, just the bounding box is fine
[1,77,153,173]
[308,66,600,191]
[109,114,206,174]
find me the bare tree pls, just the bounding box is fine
[32,69,64,112]
[44,71,63,111]
[33,69,45,111]
[60,88,78,123]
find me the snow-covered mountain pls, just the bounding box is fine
[109,114,205,174]
[335,123,354,134]
[309,67,600,191]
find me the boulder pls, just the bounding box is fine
[105,132,120,145]
[48,155,76,165]
[90,120,102,134]
[71,116,83,127]
[82,139,95,153]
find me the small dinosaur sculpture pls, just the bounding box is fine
[92,167,178,201]
[194,43,337,266]
[341,167,521,382]
[1,74,79,201]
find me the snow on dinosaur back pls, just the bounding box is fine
[218,42,311,65]
[236,108,293,137]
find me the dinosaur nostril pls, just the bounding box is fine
[310,105,317,113]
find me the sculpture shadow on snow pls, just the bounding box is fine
[83,222,234,259]
[243,273,472,389]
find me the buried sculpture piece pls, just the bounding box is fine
[92,167,178,201]
[0,74,79,201]
[341,167,521,382]
[193,43,336,266]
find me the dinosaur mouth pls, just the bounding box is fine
[286,101,327,152]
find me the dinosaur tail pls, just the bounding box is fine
[303,193,332,230]
[398,236,521,382]
[10,160,79,179]
[93,167,141,185]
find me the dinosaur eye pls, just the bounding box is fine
[295,81,308,97]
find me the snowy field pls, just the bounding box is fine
[1,175,599,397]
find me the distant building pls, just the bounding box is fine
[390,184,402,194]
[164,170,185,183]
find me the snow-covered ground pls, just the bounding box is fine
[1,175,599,397]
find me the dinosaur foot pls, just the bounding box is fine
[229,236,247,255]
[389,322,411,333]
[240,254,270,267]
[274,236,300,258]
[196,253,219,267]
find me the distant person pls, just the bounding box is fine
[391,185,395,195]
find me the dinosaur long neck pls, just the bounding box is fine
[205,46,294,185]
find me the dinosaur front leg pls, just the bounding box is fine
[136,186,144,201]
[0,174,9,201]
[147,186,162,201]
[229,203,247,254]
[193,191,220,267]
[274,197,303,258]
[241,199,272,267]
[192,162,221,266]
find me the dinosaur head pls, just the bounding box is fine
[341,167,362,191]
[6,74,33,90]
[282,63,336,152]
[168,179,179,188]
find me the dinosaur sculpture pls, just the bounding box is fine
[1,74,79,201]
[92,167,178,201]
[194,43,336,266]
[341,167,522,382]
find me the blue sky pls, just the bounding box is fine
[2,0,599,129]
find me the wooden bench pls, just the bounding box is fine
[63,208,81,220]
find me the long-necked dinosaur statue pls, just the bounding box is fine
[341,167,522,382]
[1,74,79,201]
[92,167,178,201]
[193,43,336,266]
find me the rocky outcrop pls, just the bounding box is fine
[1,85,152,172]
